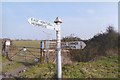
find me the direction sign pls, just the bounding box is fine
[61,41,86,49]
[28,18,57,30]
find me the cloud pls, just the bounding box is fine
[87,9,95,15]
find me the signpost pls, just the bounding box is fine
[61,41,86,49]
[28,17,62,79]
[28,18,56,30]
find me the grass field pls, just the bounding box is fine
[13,40,40,48]
[1,40,119,78]
[2,40,41,78]
[18,54,118,78]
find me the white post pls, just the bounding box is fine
[54,17,62,79]
[28,17,62,78]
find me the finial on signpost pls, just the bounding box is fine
[54,17,62,24]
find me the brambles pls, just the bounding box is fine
[69,26,119,62]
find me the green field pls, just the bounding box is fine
[12,40,40,48]
[1,40,119,78]
[17,54,118,78]
[2,40,41,78]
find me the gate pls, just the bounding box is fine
[2,39,50,64]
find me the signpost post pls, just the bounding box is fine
[54,17,62,79]
[28,17,62,79]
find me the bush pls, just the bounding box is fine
[69,26,119,62]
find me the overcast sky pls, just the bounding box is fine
[1,2,118,40]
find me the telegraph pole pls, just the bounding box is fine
[54,17,62,79]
